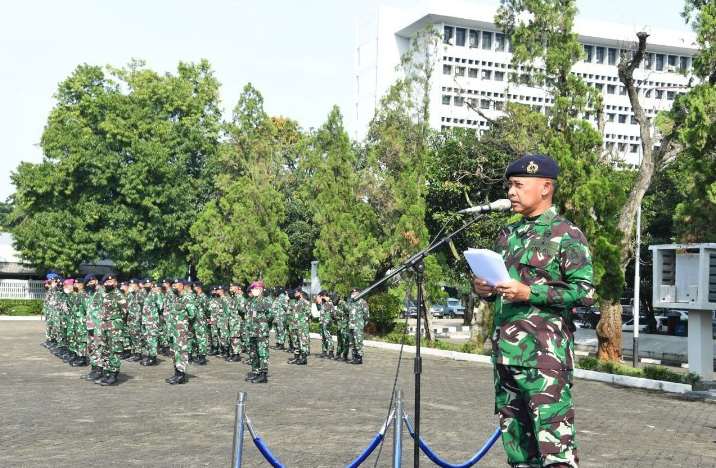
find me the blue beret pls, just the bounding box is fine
[505,154,559,180]
[129,278,140,285]
[162,278,172,284]
[101,273,117,283]
[46,273,59,280]
[84,274,97,283]
[143,277,154,283]
[193,281,204,288]
[171,277,185,285]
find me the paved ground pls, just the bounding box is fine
[1,320,715,468]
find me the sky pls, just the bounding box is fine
[0,0,693,202]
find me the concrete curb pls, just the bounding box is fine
[0,315,42,321]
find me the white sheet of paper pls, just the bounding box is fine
[464,248,510,286]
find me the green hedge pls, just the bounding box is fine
[0,299,44,316]
[576,356,701,385]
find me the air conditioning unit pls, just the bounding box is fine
[665,65,676,72]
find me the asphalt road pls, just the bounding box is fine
[1,320,715,467]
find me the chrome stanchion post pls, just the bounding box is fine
[232,392,247,468]
[393,390,403,468]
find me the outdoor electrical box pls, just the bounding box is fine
[649,243,716,310]
[649,243,716,379]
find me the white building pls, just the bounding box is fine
[354,0,697,166]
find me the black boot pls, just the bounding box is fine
[296,353,308,365]
[286,347,295,354]
[350,356,363,365]
[81,365,101,380]
[250,371,267,384]
[287,354,300,364]
[245,372,258,381]
[165,369,181,383]
[317,351,327,359]
[196,355,207,366]
[100,371,119,386]
[127,352,142,362]
[341,354,349,362]
[169,371,187,385]
[228,354,241,362]
[207,347,217,356]
[71,356,89,367]
[94,370,110,384]
[140,355,158,366]
[327,351,335,359]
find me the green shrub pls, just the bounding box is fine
[0,299,44,316]
[576,356,599,370]
[367,293,401,334]
[642,365,701,384]
[576,357,701,385]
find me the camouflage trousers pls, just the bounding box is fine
[335,327,349,357]
[273,314,287,346]
[188,316,209,355]
[127,311,143,353]
[248,335,269,374]
[142,309,159,356]
[347,327,364,357]
[293,318,309,356]
[320,320,334,353]
[158,311,169,348]
[170,318,189,373]
[494,364,578,468]
[100,319,124,373]
[216,316,229,351]
[287,319,298,351]
[72,311,87,357]
[86,327,103,368]
[229,316,243,355]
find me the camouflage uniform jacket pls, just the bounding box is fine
[102,288,128,322]
[271,293,289,322]
[246,296,272,338]
[347,298,369,330]
[319,301,334,326]
[488,205,595,370]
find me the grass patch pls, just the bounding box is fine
[576,356,701,385]
[0,299,44,316]
[376,322,491,356]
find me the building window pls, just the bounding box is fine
[630,144,639,153]
[644,53,653,70]
[645,89,652,98]
[680,56,690,71]
[618,114,627,123]
[594,83,604,92]
[482,69,492,80]
[495,33,506,52]
[607,84,616,94]
[482,31,492,50]
[455,66,465,77]
[583,44,593,62]
[443,64,452,75]
[596,46,605,64]
[619,86,626,95]
[655,54,664,71]
[442,95,451,105]
[667,90,676,100]
[469,29,479,47]
[444,26,454,44]
[631,115,637,124]
[668,55,677,68]
[480,99,490,109]
[468,68,478,78]
[454,96,464,107]
[608,113,615,122]
[494,71,505,81]
[656,89,664,99]
[456,28,466,46]
[608,48,617,65]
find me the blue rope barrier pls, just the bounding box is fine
[246,411,393,468]
[403,415,501,468]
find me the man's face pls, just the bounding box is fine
[104,279,117,289]
[506,176,552,217]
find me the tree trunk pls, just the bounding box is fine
[596,300,622,361]
[420,282,435,343]
[469,295,490,350]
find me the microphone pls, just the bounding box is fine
[457,199,512,215]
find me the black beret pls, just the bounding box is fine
[74,277,85,284]
[505,154,559,180]
[171,277,185,285]
[318,290,327,296]
[230,282,240,287]
[144,277,154,283]
[101,273,117,283]
[330,293,338,302]
[350,286,360,293]
[274,286,285,295]
[84,274,97,283]
[120,281,129,286]
[129,278,140,285]
[193,281,204,288]
[162,278,172,284]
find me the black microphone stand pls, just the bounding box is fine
[353,213,486,468]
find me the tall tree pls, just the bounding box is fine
[188,83,290,285]
[305,106,381,295]
[11,60,221,278]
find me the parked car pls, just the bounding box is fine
[438,298,465,319]
[429,303,443,318]
[655,316,669,333]
[621,318,647,333]
[400,300,418,319]
[666,309,689,321]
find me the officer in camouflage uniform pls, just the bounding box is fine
[125,278,144,362]
[346,286,369,365]
[95,273,128,386]
[158,278,171,356]
[270,287,289,350]
[206,286,222,355]
[332,294,349,361]
[216,285,231,358]
[165,278,196,384]
[80,275,104,381]
[315,290,335,358]
[473,154,594,468]
[244,281,272,383]
[140,278,161,366]
[287,289,310,365]
[227,283,245,362]
[190,281,209,365]
[69,278,89,367]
